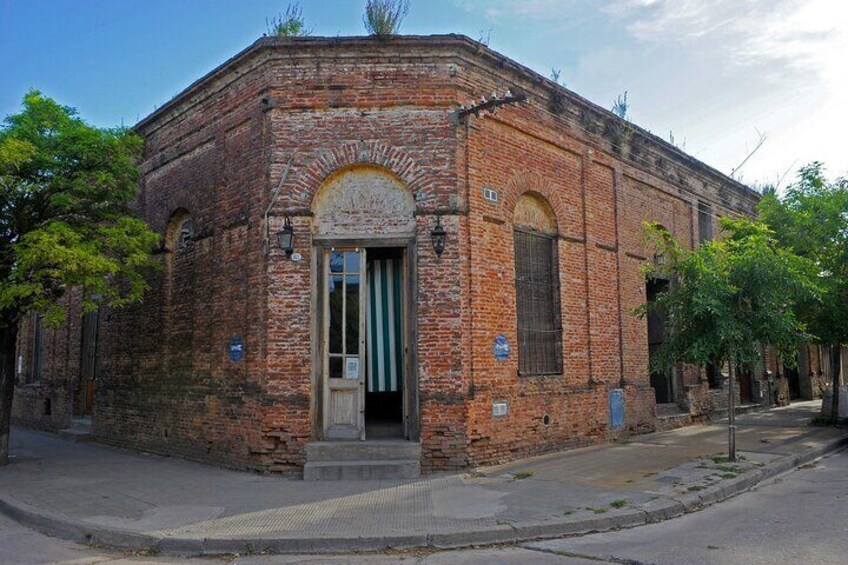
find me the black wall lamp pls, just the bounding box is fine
[277,215,295,255]
[431,215,446,257]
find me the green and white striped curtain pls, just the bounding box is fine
[367,258,404,393]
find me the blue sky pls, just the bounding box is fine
[2,0,846,186]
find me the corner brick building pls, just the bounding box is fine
[14,35,789,478]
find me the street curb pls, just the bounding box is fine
[1,435,846,556]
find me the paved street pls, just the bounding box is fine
[527,446,848,565]
[2,447,846,564]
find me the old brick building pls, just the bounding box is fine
[13,35,771,477]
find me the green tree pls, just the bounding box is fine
[759,163,848,422]
[639,218,815,460]
[0,91,159,465]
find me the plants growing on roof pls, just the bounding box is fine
[266,3,311,37]
[364,0,410,37]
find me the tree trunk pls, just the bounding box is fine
[728,361,737,462]
[830,344,841,424]
[0,323,18,466]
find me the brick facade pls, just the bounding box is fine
[13,35,770,474]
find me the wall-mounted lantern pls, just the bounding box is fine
[431,215,446,257]
[276,215,295,256]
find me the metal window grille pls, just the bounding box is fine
[80,308,101,383]
[30,313,43,383]
[514,229,563,375]
[698,201,713,243]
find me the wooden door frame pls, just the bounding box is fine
[311,234,419,442]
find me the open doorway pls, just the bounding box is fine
[320,245,409,441]
[647,277,673,404]
[365,247,405,439]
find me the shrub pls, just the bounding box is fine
[266,3,310,37]
[363,0,410,36]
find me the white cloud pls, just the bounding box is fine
[603,0,848,180]
[605,0,847,76]
[454,0,575,20]
[453,0,848,181]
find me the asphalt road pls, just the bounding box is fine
[2,448,846,565]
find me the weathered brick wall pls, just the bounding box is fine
[259,43,464,470]
[12,36,760,473]
[12,292,83,431]
[455,45,757,465]
[88,49,275,470]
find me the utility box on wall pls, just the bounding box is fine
[609,389,625,430]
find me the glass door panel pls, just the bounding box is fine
[324,248,366,439]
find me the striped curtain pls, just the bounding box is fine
[367,258,404,393]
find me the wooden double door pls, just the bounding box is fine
[316,242,417,441]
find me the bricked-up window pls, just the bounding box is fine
[30,313,44,383]
[698,201,713,243]
[514,229,563,375]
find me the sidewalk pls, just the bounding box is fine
[0,401,844,556]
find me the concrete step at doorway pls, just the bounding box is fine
[655,404,692,432]
[57,417,92,443]
[304,440,421,480]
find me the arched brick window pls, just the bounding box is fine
[166,210,194,255]
[513,193,562,376]
[162,209,196,351]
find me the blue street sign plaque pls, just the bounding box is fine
[493,334,510,361]
[228,336,244,363]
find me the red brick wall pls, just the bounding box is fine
[13,36,759,473]
[11,292,83,432]
[455,51,756,465]
[84,49,275,469]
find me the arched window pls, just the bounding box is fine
[175,216,195,254]
[513,193,562,376]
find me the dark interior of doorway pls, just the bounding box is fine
[365,247,405,439]
[647,277,673,404]
[738,366,755,404]
[784,364,801,400]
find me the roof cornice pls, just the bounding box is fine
[134,34,757,202]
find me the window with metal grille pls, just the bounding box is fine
[514,229,563,375]
[698,201,713,243]
[30,313,44,383]
[80,308,101,383]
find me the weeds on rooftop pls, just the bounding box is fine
[266,3,310,37]
[364,0,409,36]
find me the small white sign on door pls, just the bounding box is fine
[345,357,360,380]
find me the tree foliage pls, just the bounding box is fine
[0,90,159,324]
[638,218,816,374]
[758,162,848,347]
[0,90,159,464]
